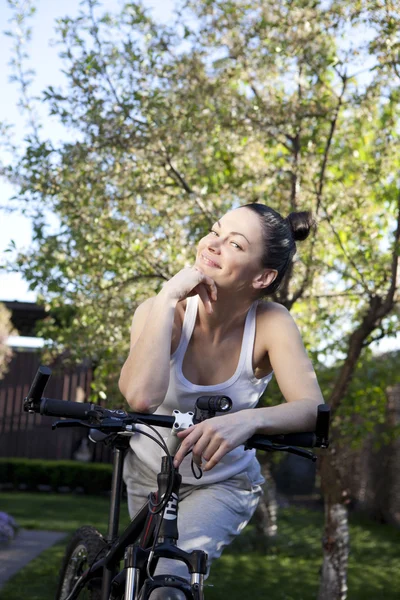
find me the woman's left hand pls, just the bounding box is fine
[173,410,256,471]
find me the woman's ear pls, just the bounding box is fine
[252,269,278,291]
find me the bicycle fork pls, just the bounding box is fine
[123,461,206,600]
[124,411,207,600]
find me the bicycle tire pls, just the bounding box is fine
[55,525,106,600]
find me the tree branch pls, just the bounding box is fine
[377,186,400,317]
[315,72,347,215]
[160,149,214,221]
[87,0,149,132]
[320,204,372,297]
[329,189,400,410]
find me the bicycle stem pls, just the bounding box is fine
[166,409,195,455]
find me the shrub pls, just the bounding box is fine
[0,458,113,495]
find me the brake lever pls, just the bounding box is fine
[287,447,316,462]
[52,419,91,430]
[273,445,317,462]
[245,437,317,462]
[52,417,137,435]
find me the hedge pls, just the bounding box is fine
[0,458,113,495]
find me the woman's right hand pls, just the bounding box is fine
[161,267,218,314]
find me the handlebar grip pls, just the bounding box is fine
[315,404,330,443]
[40,398,95,419]
[26,366,52,407]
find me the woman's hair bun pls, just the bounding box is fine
[287,211,315,242]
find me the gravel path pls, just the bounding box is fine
[0,529,67,590]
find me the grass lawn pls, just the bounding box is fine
[0,492,399,599]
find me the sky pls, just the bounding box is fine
[0,0,176,303]
[0,1,399,354]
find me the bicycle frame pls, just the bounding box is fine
[64,434,207,600]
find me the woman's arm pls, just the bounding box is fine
[119,267,218,413]
[118,291,178,413]
[252,303,324,434]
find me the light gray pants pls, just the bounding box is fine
[123,449,264,581]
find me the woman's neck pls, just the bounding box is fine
[195,291,256,342]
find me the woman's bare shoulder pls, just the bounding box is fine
[257,299,290,319]
[256,300,298,349]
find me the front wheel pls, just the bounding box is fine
[55,525,106,600]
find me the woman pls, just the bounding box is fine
[119,203,324,596]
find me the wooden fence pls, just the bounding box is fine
[0,349,110,463]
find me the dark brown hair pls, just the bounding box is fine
[243,203,315,295]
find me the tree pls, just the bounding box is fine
[1,1,400,598]
[0,303,16,380]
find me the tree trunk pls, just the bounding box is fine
[254,483,278,538]
[318,451,350,600]
[254,456,278,538]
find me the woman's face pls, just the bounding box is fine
[195,207,269,294]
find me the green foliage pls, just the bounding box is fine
[0,458,113,495]
[0,495,399,600]
[0,491,129,534]
[315,349,400,448]
[335,350,400,444]
[1,0,400,428]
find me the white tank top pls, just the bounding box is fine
[129,294,273,485]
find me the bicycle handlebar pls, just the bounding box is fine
[24,366,330,453]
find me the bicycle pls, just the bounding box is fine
[23,365,330,600]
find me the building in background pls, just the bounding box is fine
[0,300,107,462]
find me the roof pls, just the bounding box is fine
[1,301,47,337]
